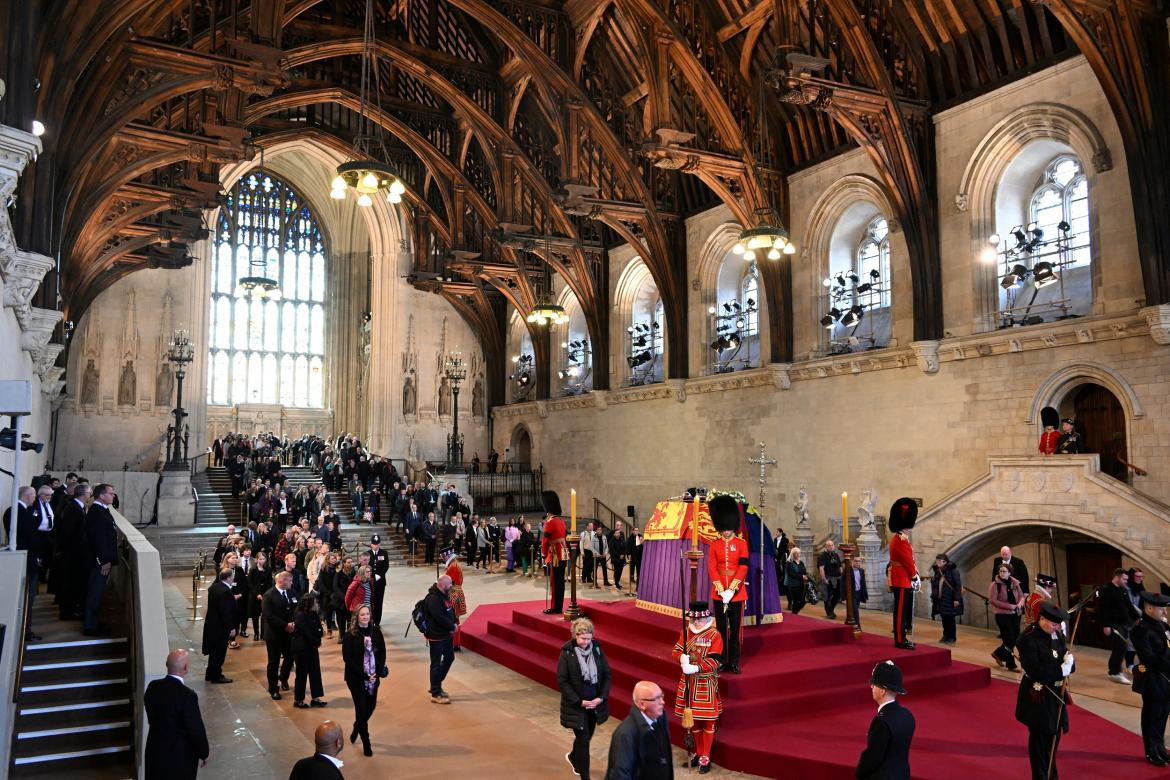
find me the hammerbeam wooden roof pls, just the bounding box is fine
[4,0,1169,397]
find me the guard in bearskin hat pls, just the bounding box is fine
[1131,591,1170,766]
[706,495,749,673]
[887,498,919,650]
[1015,600,1073,779]
[540,490,568,615]
[673,600,723,773]
[1039,407,1060,455]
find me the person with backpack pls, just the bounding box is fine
[423,575,458,704]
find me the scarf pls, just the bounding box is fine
[362,633,377,694]
[574,642,598,684]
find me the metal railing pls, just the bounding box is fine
[11,571,30,703]
[593,498,628,531]
[191,485,199,526]
[189,449,211,477]
[466,466,545,515]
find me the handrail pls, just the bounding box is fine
[593,498,626,531]
[192,485,199,526]
[189,449,211,477]
[11,572,30,703]
[1115,445,1148,477]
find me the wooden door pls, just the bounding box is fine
[1074,384,1127,482]
[1065,542,1121,650]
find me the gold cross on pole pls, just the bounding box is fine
[747,441,777,508]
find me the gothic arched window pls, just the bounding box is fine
[856,217,891,308]
[1030,155,1090,267]
[207,172,327,407]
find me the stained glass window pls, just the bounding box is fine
[208,172,328,407]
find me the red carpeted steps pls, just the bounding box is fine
[463,599,1162,779]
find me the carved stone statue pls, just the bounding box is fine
[438,375,452,416]
[155,362,174,407]
[471,375,484,418]
[402,371,417,416]
[858,489,878,529]
[793,485,811,529]
[80,358,100,406]
[117,360,136,406]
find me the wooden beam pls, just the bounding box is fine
[717,0,773,42]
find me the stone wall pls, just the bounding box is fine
[489,58,1169,596]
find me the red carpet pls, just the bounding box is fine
[462,598,1160,778]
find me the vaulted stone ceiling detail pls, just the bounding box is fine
[3,0,1168,395]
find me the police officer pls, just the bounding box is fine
[1131,591,1170,766]
[1015,600,1074,779]
[369,534,390,626]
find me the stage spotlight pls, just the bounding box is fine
[1057,221,1071,233]
[746,298,755,307]
[869,269,880,280]
[1032,261,1059,288]
[856,283,872,294]
[557,370,567,380]
[626,326,634,333]
[634,336,647,348]
[840,305,864,327]
[835,274,846,287]
[723,303,733,313]
[819,315,834,328]
[708,306,716,314]
[822,308,841,329]
[735,318,744,329]
[988,233,1001,246]
[1001,264,1029,289]
[847,272,859,284]
[822,277,833,288]
[1011,227,1027,246]
[726,333,741,350]
[651,322,660,329]
[710,336,729,351]
[732,302,742,310]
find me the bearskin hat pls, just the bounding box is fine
[887,497,918,532]
[708,494,741,534]
[541,490,562,517]
[1040,406,1060,429]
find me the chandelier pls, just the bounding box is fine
[734,70,795,261]
[329,0,405,207]
[526,232,569,326]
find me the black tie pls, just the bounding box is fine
[283,590,290,606]
[41,502,52,531]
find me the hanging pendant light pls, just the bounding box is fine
[734,73,795,260]
[526,233,569,327]
[331,0,405,207]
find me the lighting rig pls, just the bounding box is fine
[707,297,758,373]
[509,353,535,401]
[820,268,885,354]
[986,221,1083,328]
[625,321,661,386]
[557,339,592,395]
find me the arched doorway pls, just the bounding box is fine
[1061,383,1127,482]
[509,426,532,469]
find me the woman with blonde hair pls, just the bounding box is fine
[557,617,611,779]
[783,547,809,614]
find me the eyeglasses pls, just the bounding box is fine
[636,694,664,703]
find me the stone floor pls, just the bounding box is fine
[168,563,1144,780]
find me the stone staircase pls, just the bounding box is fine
[148,466,401,576]
[9,603,134,778]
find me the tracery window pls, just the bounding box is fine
[207,172,327,407]
[1030,156,1090,268]
[856,217,891,309]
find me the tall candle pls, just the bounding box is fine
[571,489,577,534]
[842,492,849,544]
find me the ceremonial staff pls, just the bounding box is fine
[1047,588,1098,779]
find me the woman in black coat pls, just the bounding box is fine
[557,617,611,780]
[247,552,273,640]
[342,604,387,757]
[317,552,338,639]
[292,593,326,709]
[783,548,809,614]
[930,553,964,644]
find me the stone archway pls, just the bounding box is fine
[509,423,533,469]
[915,455,1170,590]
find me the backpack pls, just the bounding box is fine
[410,598,428,635]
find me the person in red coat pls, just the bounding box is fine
[1038,406,1060,455]
[673,600,724,774]
[887,497,919,650]
[442,547,466,649]
[541,490,569,615]
[707,495,749,673]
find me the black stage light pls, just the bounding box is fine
[1001,264,1029,289]
[726,333,741,350]
[1032,261,1059,288]
[840,305,864,327]
[1057,221,1071,233]
[856,282,872,294]
[869,269,880,280]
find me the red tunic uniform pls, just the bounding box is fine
[447,560,467,617]
[707,534,749,603]
[1039,429,1060,455]
[541,515,568,564]
[887,532,917,588]
[672,623,723,721]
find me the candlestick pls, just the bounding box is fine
[842,492,849,544]
[570,489,577,534]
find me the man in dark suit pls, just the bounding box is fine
[201,568,236,683]
[289,720,346,779]
[991,545,1030,594]
[420,512,438,564]
[263,570,297,699]
[55,483,91,620]
[31,485,56,583]
[144,649,210,780]
[605,680,673,780]
[84,484,119,636]
[1132,591,1170,766]
[610,521,631,591]
[3,486,40,640]
[856,661,915,779]
[844,555,869,628]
